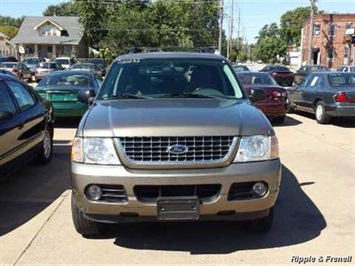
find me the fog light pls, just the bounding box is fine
[252,182,268,197]
[86,185,102,201]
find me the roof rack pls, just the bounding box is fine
[128,46,216,54]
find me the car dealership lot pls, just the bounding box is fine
[0,114,354,265]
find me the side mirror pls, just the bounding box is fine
[249,88,265,102]
[0,110,14,121]
[78,89,95,104]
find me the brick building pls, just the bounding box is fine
[301,13,355,69]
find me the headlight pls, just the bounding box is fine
[72,137,121,165]
[234,135,279,162]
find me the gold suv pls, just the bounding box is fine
[70,51,281,236]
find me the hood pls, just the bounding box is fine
[79,98,273,137]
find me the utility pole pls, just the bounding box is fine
[227,15,231,59]
[230,0,234,61]
[237,8,240,62]
[218,0,224,55]
[308,0,318,65]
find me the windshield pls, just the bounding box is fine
[237,72,278,85]
[328,73,355,87]
[72,64,95,70]
[0,63,17,68]
[38,72,92,87]
[55,59,70,65]
[97,58,244,100]
[23,58,39,64]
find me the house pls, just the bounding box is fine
[301,13,355,68]
[11,16,88,60]
[0,32,15,56]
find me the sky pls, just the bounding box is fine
[0,0,355,44]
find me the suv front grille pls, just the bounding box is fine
[134,184,221,203]
[116,136,235,164]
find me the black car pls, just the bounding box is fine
[0,56,18,63]
[288,72,355,124]
[260,65,295,86]
[0,74,54,180]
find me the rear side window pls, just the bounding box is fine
[0,85,16,113]
[6,81,36,111]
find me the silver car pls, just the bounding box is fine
[34,62,64,82]
[71,51,282,237]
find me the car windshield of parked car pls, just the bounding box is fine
[97,58,244,100]
[0,63,17,68]
[89,59,105,69]
[23,58,38,64]
[72,63,95,70]
[328,73,355,87]
[38,72,91,87]
[237,73,277,85]
[270,66,291,72]
[55,59,70,65]
[233,65,250,72]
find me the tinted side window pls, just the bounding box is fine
[6,81,36,111]
[0,85,16,113]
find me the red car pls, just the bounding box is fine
[260,65,295,87]
[237,72,288,123]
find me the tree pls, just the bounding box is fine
[0,16,23,27]
[0,25,18,39]
[43,1,79,16]
[254,23,287,63]
[280,7,312,47]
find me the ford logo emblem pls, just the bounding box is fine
[167,144,189,155]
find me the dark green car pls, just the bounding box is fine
[35,70,102,118]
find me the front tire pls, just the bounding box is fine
[246,208,274,233]
[33,126,53,165]
[315,101,330,124]
[71,194,105,237]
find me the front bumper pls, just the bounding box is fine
[71,159,282,223]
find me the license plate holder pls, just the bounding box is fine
[157,196,200,221]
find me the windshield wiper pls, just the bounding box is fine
[103,94,151,100]
[158,93,222,99]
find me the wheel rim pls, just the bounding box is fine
[43,130,51,158]
[316,104,323,120]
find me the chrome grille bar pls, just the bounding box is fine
[115,136,236,165]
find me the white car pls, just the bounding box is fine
[336,65,355,72]
[53,57,77,69]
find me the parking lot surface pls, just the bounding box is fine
[0,114,354,265]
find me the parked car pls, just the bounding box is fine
[287,72,355,124]
[0,69,17,78]
[69,63,102,77]
[0,73,54,180]
[35,70,102,118]
[336,65,355,72]
[260,65,295,86]
[88,58,107,77]
[294,65,330,85]
[70,50,281,237]
[0,55,18,63]
[0,62,32,81]
[233,65,250,72]
[236,72,288,123]
[35,62,64,82]
[53,57,77,69]
[22,57,46,76]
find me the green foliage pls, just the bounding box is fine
[254,24,287,63]
[280,7,311,46]
[0,25,18,39]
[0,16,23,27]
[43,1,79,16]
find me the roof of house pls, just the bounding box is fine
[11,16,84,45]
